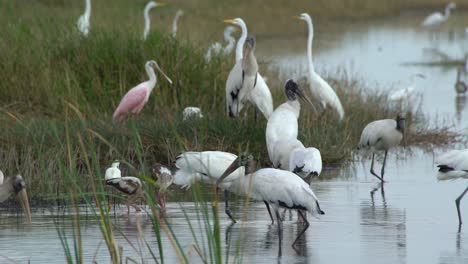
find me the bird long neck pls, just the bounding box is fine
[288,100,301,118]
[146,64,157,89]
[306,19,315,74]
[444,5,452,19]
[243,50,258,76]
[236,24,248,61]
[172,12,182,37]
[84,0,91,18]
[144,6,153,39]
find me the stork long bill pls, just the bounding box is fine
[17,189,31,223]
[296,88,317,113]
[216,157,240,186]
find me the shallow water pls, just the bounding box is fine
[2,8,468,264]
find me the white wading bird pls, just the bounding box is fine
[0,171,31,222]
[358,114,405,182]
[183,107,203,120]
[295,13,345,120]
[105,161,144,214]
[389,73,426,102]
[436,149,468,225]
[224,18,273,120]
[77,0,91,36]
[272,139,322,179]
[421,2,456,28]
[216,153,325,252]
[151,163,173,212]
[266,79,315,163]
[112,60,172,122]
[204,26,236,62]
[171,9,184,38]
[143,1,165,41]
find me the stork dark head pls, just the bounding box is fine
[244,35,256,51]
[11,175,31,223]
[396,113,406,132]
[285,79,300,101]
[217,152,255,186]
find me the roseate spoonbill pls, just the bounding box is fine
[435,149,468,225]
[204,26,236,62]
[182,107,203,120]
[171,10,184,38]
[143,1,165,40]
[77,0,91,36]
[217,154,324,253]
[294,13,344,120]
[112,60,172,122]
[421,3,456,28]
[0,172,31,223]
[358,114,405,182]
[224,18,273,120]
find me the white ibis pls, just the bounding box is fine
[151,163,173,213]
[436,149,468,225]
[182,107,203,121]
[104,161,144,214]
[0,171,31,222]
[358,114,405,182]
[421,2,456,28]
[224,18,273,120]
[77,0,91,36]
[294,13,345,120]
[217,154,324,252]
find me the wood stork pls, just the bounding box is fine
[0,172,31,223]
[224,18,273,120]
[266,79,315,163]
[421,3,456,28]
[151,163,173,213]
[455,66,467,94]
[358,114,405,182]
[77,0,91,36]
[216,154,325,252]
[112,60,172,122]
[143,1,165,41]
[104,162,144,214]
[436,149,468,225]
[172,151,246,222]
[294,13,345,120]
[204,26,236,62]
[183,107,203,120]
[171,9,184,38]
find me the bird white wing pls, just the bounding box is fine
[290,147,323,178]
[421,13,444,27]
[435,149,468,180]
[248,74,273,119]
[183,107,203,120]
[358,119,396,149]
[106,176,142,195]
[105,167,121,180]
[174,151,245,189]
[271,139,304,169]
[266,103,299,158]
[389,86,414,101]
[77,15,89,36]
[309,75,344,120]
[204,42,222,62]
[226,60,245,117]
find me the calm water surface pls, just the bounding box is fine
[2,10,468,264]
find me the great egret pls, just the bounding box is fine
[455,66,467,94]
[143,1,165,41]
[224,18,273,120]
[435,149,468,225]
[204,26,236,62]
[182,107,203,120]
[358,114,405,182]
[217,153,324,252]
[389,73,426,102]
[295,13,345,120]
[266,79,314,162]
[0,172,31,223]
[421,3,456,28]
[112,60,172,122]
[77,0,91,36]
[171,9,184,38]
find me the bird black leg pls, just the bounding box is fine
[264,201,274,224]
[275,208,283,257]
[370,153,384,182]
[254,108,258,122]
[381,151,388,181]
[292,210,310,249]
[224,190,237,223]
[456,187,468,226]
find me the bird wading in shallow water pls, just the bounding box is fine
[151,163,173,213]
[358,114,406,182]
[0,171,31,223]
[112,60,172,122]
[421,2,456,28]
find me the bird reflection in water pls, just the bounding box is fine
[455,95,467,123]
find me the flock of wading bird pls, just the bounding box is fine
[1,0,468,252]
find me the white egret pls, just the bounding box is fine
[77,0,91,36]
[266,79,314,162]
[204,26,236,62]
[183,106,203,120]
[389,73,425,102]
[435,149,468,225]
[0,172,31,223]
[358,114,405,182]
[224,18,273,120]
[171,9,184,38]
[421,3,456,28]
[295,13,345,120]
[217,154,324,252]
[143,1,165,41]
[455,66,467,94]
